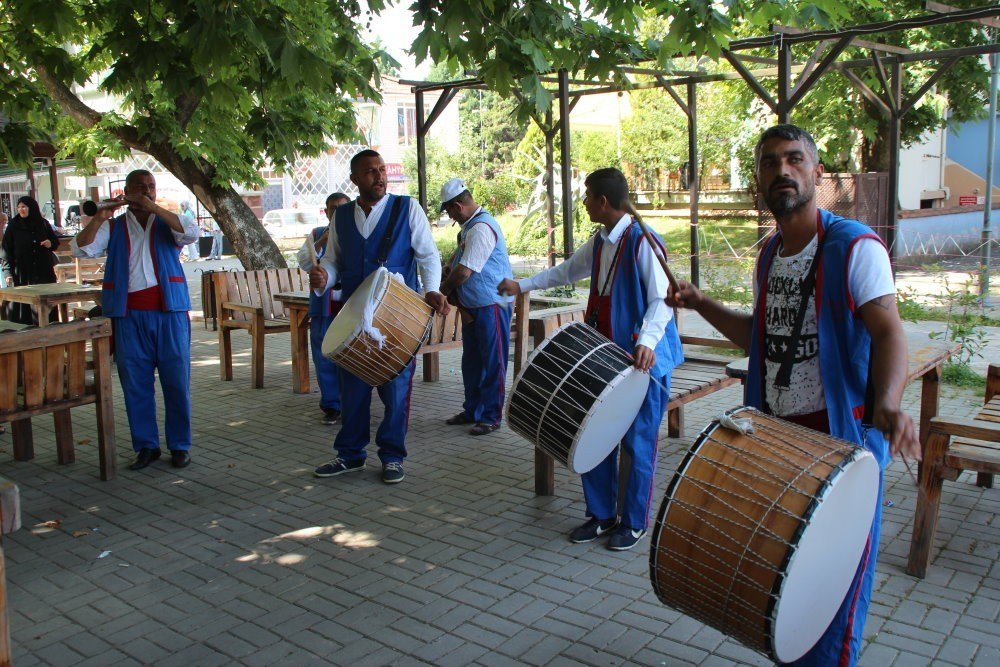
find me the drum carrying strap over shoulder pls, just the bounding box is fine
[376,196,406,265]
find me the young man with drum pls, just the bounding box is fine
[438,178,514,436]
[297,192,350,426]
[309,150,448,484]
[673,124,919,666]
[498,167,683,551]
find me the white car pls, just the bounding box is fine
[261,209,324,238]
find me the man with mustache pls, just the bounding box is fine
[72,170,200,470]
[309,150,448,484]
[673,124,918,666]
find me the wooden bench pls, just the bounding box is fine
[54,257,105,285]
[907,364,1000,578]
[0,319,117,480]
[512,294,742,495]
[213,269,310,389]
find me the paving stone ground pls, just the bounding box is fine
[1,282,996,665]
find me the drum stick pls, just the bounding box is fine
[624,201,681,296]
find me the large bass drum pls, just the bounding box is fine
[506,322,649,474]
[321,267,433,386]
[649,407,880,663]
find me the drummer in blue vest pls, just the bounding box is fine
[309,150,448,484]
[498,167,683,551]
[438,179,514,436]
[297,192,350,425]
[673,124,919,667]
[72,170,200,470]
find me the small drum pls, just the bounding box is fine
[322,267,433,386]
[649,407,879,663]
[506,322,649,474]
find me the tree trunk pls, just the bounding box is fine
[147,147,286,270]
[861,105,891,173]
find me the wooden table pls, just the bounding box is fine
[273,291,312,394]
[0,284,103,327]
[725,328,960,452]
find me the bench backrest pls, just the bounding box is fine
[213,269,309,321]
[0,319,111,423]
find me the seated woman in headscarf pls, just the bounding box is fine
[1,195,60,324]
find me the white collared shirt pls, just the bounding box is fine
[457,207,498,273]
[518,213,672,349]
[318,195,442,293]
[71,210,200,292]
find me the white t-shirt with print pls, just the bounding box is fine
[752,235,895,417]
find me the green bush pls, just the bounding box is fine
[472,172,529,213]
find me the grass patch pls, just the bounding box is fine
[941,362,987,391]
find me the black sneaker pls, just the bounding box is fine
[322,409,341,425]
[607,526,647,551]
[314,457,364,478]
[569,517,618,543]
[382,462,405,484]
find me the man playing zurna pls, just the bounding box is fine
[72,170,199,470]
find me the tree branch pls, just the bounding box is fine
[175,91,203,129]
[34,63,143,148]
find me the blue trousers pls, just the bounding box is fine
[582,372,668,531]
[113,311,192,453]
[334,360,414,464]
[309,314,341,411]
[784,476,883,667]
[460,303,511,426]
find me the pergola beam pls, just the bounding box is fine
[772,24,912,55]
[924,1,1000,29]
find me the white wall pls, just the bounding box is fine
[898,126,947,210]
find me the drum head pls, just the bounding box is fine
[772,450,879,663]
[321,267,388,358]
[566,367,650,473]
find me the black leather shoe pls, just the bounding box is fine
[129,448,161,471]
[171,450,192,468]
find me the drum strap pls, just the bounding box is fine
[376,195,405,265]
[586,235,626,329]
[772,224,833,390]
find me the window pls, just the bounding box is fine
[397,103,417,146]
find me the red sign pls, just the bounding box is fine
[959,195,980,206]
[385,163,405,180]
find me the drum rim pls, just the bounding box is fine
[649,406,875,663]
[769,438,873,662]
[324,267,391,357]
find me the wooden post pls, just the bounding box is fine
[558,70,574,259]
[906,430,949,578]
[49,160,60,228]
[93,334,117,481]
[513,291,530,377]
[687,81,700,287]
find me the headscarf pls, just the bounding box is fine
[15,196,46,226]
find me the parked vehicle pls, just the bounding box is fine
[261,209,323,238]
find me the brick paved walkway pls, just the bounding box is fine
[1,320,996,666]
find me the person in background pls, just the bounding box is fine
[208,217,224,260]
[1,196,60,324]
[179,201,199,261]
[297,192,350,425]
[438,178,514,436]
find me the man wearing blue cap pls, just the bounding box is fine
[438,179,514,436]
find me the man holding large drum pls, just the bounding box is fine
[673,124,919,666]
[498,167,683,551]
[438,178,514,436]
[309,150,448,484]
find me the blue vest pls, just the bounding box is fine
[745,209,890,469]
[452,210,513,308]
[307,225,342,317]
[591,221,683,378]
[101,214,191,317]
[335,195,417,299]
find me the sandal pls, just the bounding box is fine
[469,423,500,436]
[446,412,473,425]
